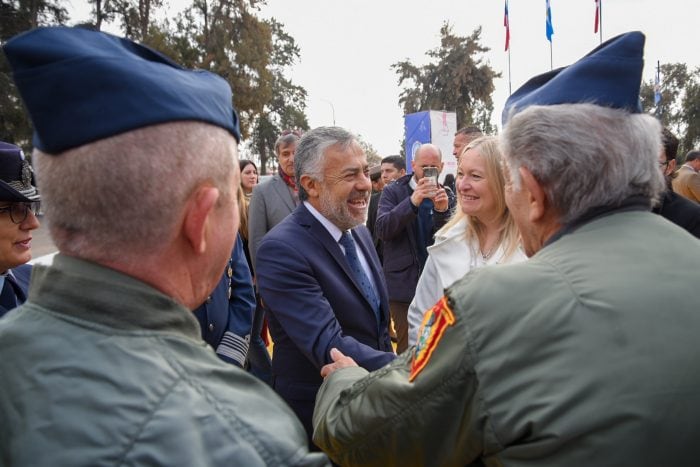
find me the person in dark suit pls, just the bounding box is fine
[0,141,41,317]
[247,131,301,354]
[365,164,384,262]
[194,233,272,380]
[255,126,396,447]
[375,144,455,353]
[194,233,273,383]
[653,128,700,237]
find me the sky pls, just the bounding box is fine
[71,0,699,157]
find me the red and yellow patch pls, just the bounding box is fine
[409,296,455,382]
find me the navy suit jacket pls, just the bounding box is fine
[0,264,31,318]
[256,204,395,410]
[653,189,700,238]
[193,234,271,377]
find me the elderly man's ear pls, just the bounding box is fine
[519,167,547,223]
[182,185,220,254]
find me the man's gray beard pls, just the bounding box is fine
[319,192,367,231]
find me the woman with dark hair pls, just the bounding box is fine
[240,159,258,197]
[238,159,258,271]
[0,142,41,317]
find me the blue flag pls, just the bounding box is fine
[546,0,554,42]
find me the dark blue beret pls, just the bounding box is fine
[502,31,645,125]
[3,26,240,154]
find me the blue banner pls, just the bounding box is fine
[404,111,431,173]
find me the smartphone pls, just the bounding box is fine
[423,166,438,197]
[423,166,438,185]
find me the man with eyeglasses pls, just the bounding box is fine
[652,127,700,237]
[0,141,40,317]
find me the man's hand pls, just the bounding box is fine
[410,177,437,207]
[411,179,449,212]
[320,348,358,378]
[432,187,449,212]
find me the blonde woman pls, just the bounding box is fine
[407,136,526,347]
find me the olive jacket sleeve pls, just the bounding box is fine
[312,296,499,467]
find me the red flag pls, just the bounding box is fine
[504,0,510,51]
[594,0,600,33]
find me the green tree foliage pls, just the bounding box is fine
[161,0,308,174]
[393,23,500,134]
[248,18,308,174]
[356,136,381,167]
[1,0,68,150]
[86,0,164,39]
[1,0,308,171]
[641,63,700,156]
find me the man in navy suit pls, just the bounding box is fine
[0,141,41,317]
[256,126,396,446]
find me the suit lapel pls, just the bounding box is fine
[297,205,377,312]
[272,176,296,212]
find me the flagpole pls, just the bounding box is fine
[599,0,603,44]
[508,48,512,95]
[546,0,553,70]
[504,0,512,95]
[550,42,553,70]
[655,60,662,118]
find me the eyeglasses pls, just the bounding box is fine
[658,161,669,168]
[0,202,41,224]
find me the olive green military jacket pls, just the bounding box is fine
[0,254,328,466]
[313,211,700,466]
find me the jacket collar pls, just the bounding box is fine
[271,174,297,212]
[27,254,201,339]
[545,195,650,248]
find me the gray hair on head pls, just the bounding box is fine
[274,130,302,155]
[500,103,665,224]
[35,121,236,263]
[295,126,358,201]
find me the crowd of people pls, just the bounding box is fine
[0,25,699,466]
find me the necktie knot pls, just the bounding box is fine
[339,231,356,251]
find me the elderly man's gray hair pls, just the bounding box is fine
[501,103,665,224]
[35,121,236,262]
[295,127,358,201]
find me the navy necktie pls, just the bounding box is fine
[339,232,381,326]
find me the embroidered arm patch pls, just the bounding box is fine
[409,296,455,382]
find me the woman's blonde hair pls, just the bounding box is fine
[439,135,520,260]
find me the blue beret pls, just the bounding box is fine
[503,31,645,125]
[3,26,240,154]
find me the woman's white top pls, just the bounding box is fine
[407,217,527,347]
